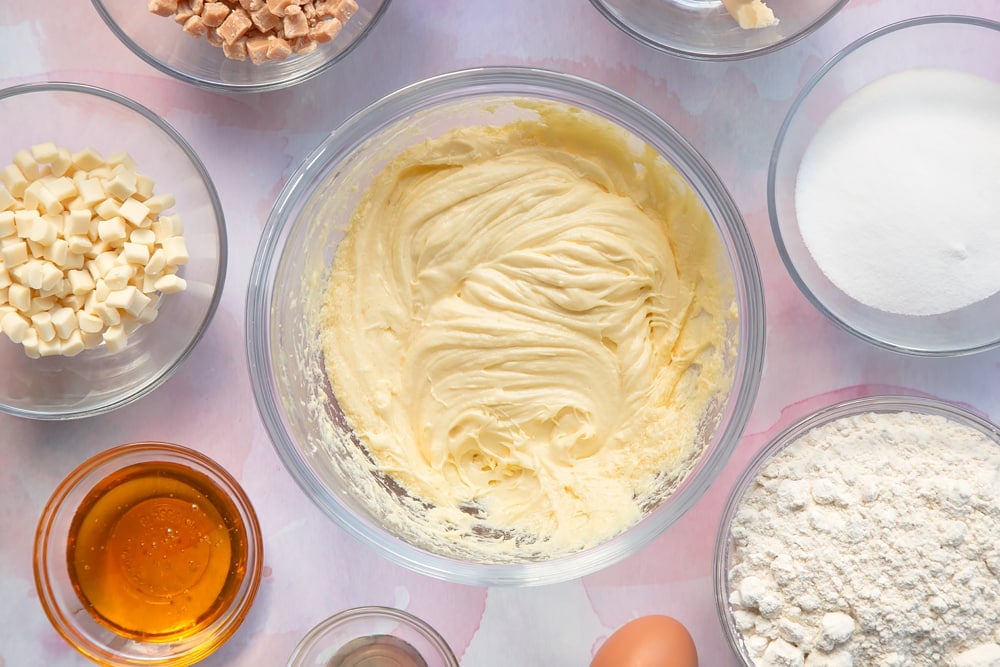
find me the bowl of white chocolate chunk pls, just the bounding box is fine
[247,67,765,585]
[0,82,225,419]
[92,0,392,92]
[715,395,1000,666]
[588,0,847,60]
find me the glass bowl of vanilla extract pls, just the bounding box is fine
[33,442,262,666]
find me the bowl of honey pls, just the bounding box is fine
[33,442,262,666]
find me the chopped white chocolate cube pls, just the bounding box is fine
[67,235,92,255]
[61,329,85,356]
[106,285,152,317]
[63,252,84,271]
[51,306,77,339]
[145,247,167,275]
[31,312,56,342]
[94,198,121,220]
[77,178,105,206]
[0,164,28,198]
[95,278,111,302]
[2,310,30,343]
[40,262,63,292]
[45,176,78,202]
[0,185,15,212]
[143,193,175,215]
[123,241,151,265]
[2,241,29,268]
[104,171,137,202]
[72,147,104,171]
[51,148,72,178]
[118,198,150,226]
[130,228,156,248]
[64,209,92,237]
[31,142,60,164]
[134,172,155,200]
[97,216,127,243]
[29,216,59,246]
[103,264,134,291]
[0,265,9,289]
[37,335,62,357]
[102,324,127,353]
[0,211,14,238]
[152,214,183,241]
[94,301,120,326]
[43,238,69,267]
[161,236,189,265]
[68,269,96,295]
[106,152,136,171]
[77,310,104,334]
[13,150,41,181]
[29,296,55,315]
[8,282,30,311]
[154,273,187,294]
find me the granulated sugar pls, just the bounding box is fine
[795,68,1000,316]
[727,410,1000,667]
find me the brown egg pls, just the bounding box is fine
[591,615,699,667]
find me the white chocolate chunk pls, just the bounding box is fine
[22,326,39,357]
[143,193,175,215]
[1,310,29,343]
[97,216,127,243]
[2,241,29,268]
[161,236,189,265]
[46,176,78,202]
[104,171,137,202]
[106,285,152,317]
[31,312,56,342]
[154,273,187,294]
[68,269,95,295]
[67,235,92,255]
[0,164,28,198]
[51,148,73,178]
[152,214,183,241]
[94,198,121,220]
[31,142,60,164]
[61,329,84,356]
[77,178,105,206]
[0,211,16,238]
[13,150,40,181]
[118,198,150,226]
[102,324,127,353]
[43,238,69,267]
[8,282,30,311]
[51,306,77,339]
[123,241,150,265]
[29,216,59,246]
[134,172,155,200]
[77,310,104,334]
[0,184,15,212]
[37,335,62,356]
[71,147,104,171]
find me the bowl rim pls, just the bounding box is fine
[712,393,1000,664]
[33,441,263,666]
[767,14,1000,357]
[247,65,765,586]
[287,605,459,666]
[0,81,227,420]
[89,0,394,93]
[587,0,850,61]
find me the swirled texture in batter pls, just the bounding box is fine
[322,102,734,558]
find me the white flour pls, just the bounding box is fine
[727,410,1000,667]
[795,68,1000,316]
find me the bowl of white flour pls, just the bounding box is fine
[768,16,1000,355]
[714,395,1000,666]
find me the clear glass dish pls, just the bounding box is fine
[769,16,1000,355]
[91,0,392,92]
[288,606,459,667]
[713,394,1000,665]
[246,66,765,586]
[34,442,263,666]
[589,0,847,60]
[0,82,225,419]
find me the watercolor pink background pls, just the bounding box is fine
[2,2,1000,665]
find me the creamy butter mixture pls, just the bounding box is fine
[321,103,734,558]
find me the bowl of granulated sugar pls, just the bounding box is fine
[714,395,1000,666]
[769,16,1000,355]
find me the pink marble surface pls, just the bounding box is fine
[2,2,1000,665]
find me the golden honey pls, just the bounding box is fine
[66,460,249,642]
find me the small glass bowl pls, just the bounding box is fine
[713,395,1000,665]
[34,442,263,667]
[0,82,226,419]
[288,606,459,667]
[247,66,765,585]
[91,0,392,92]
[769,16,1000,355]
[588,0,847,60]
